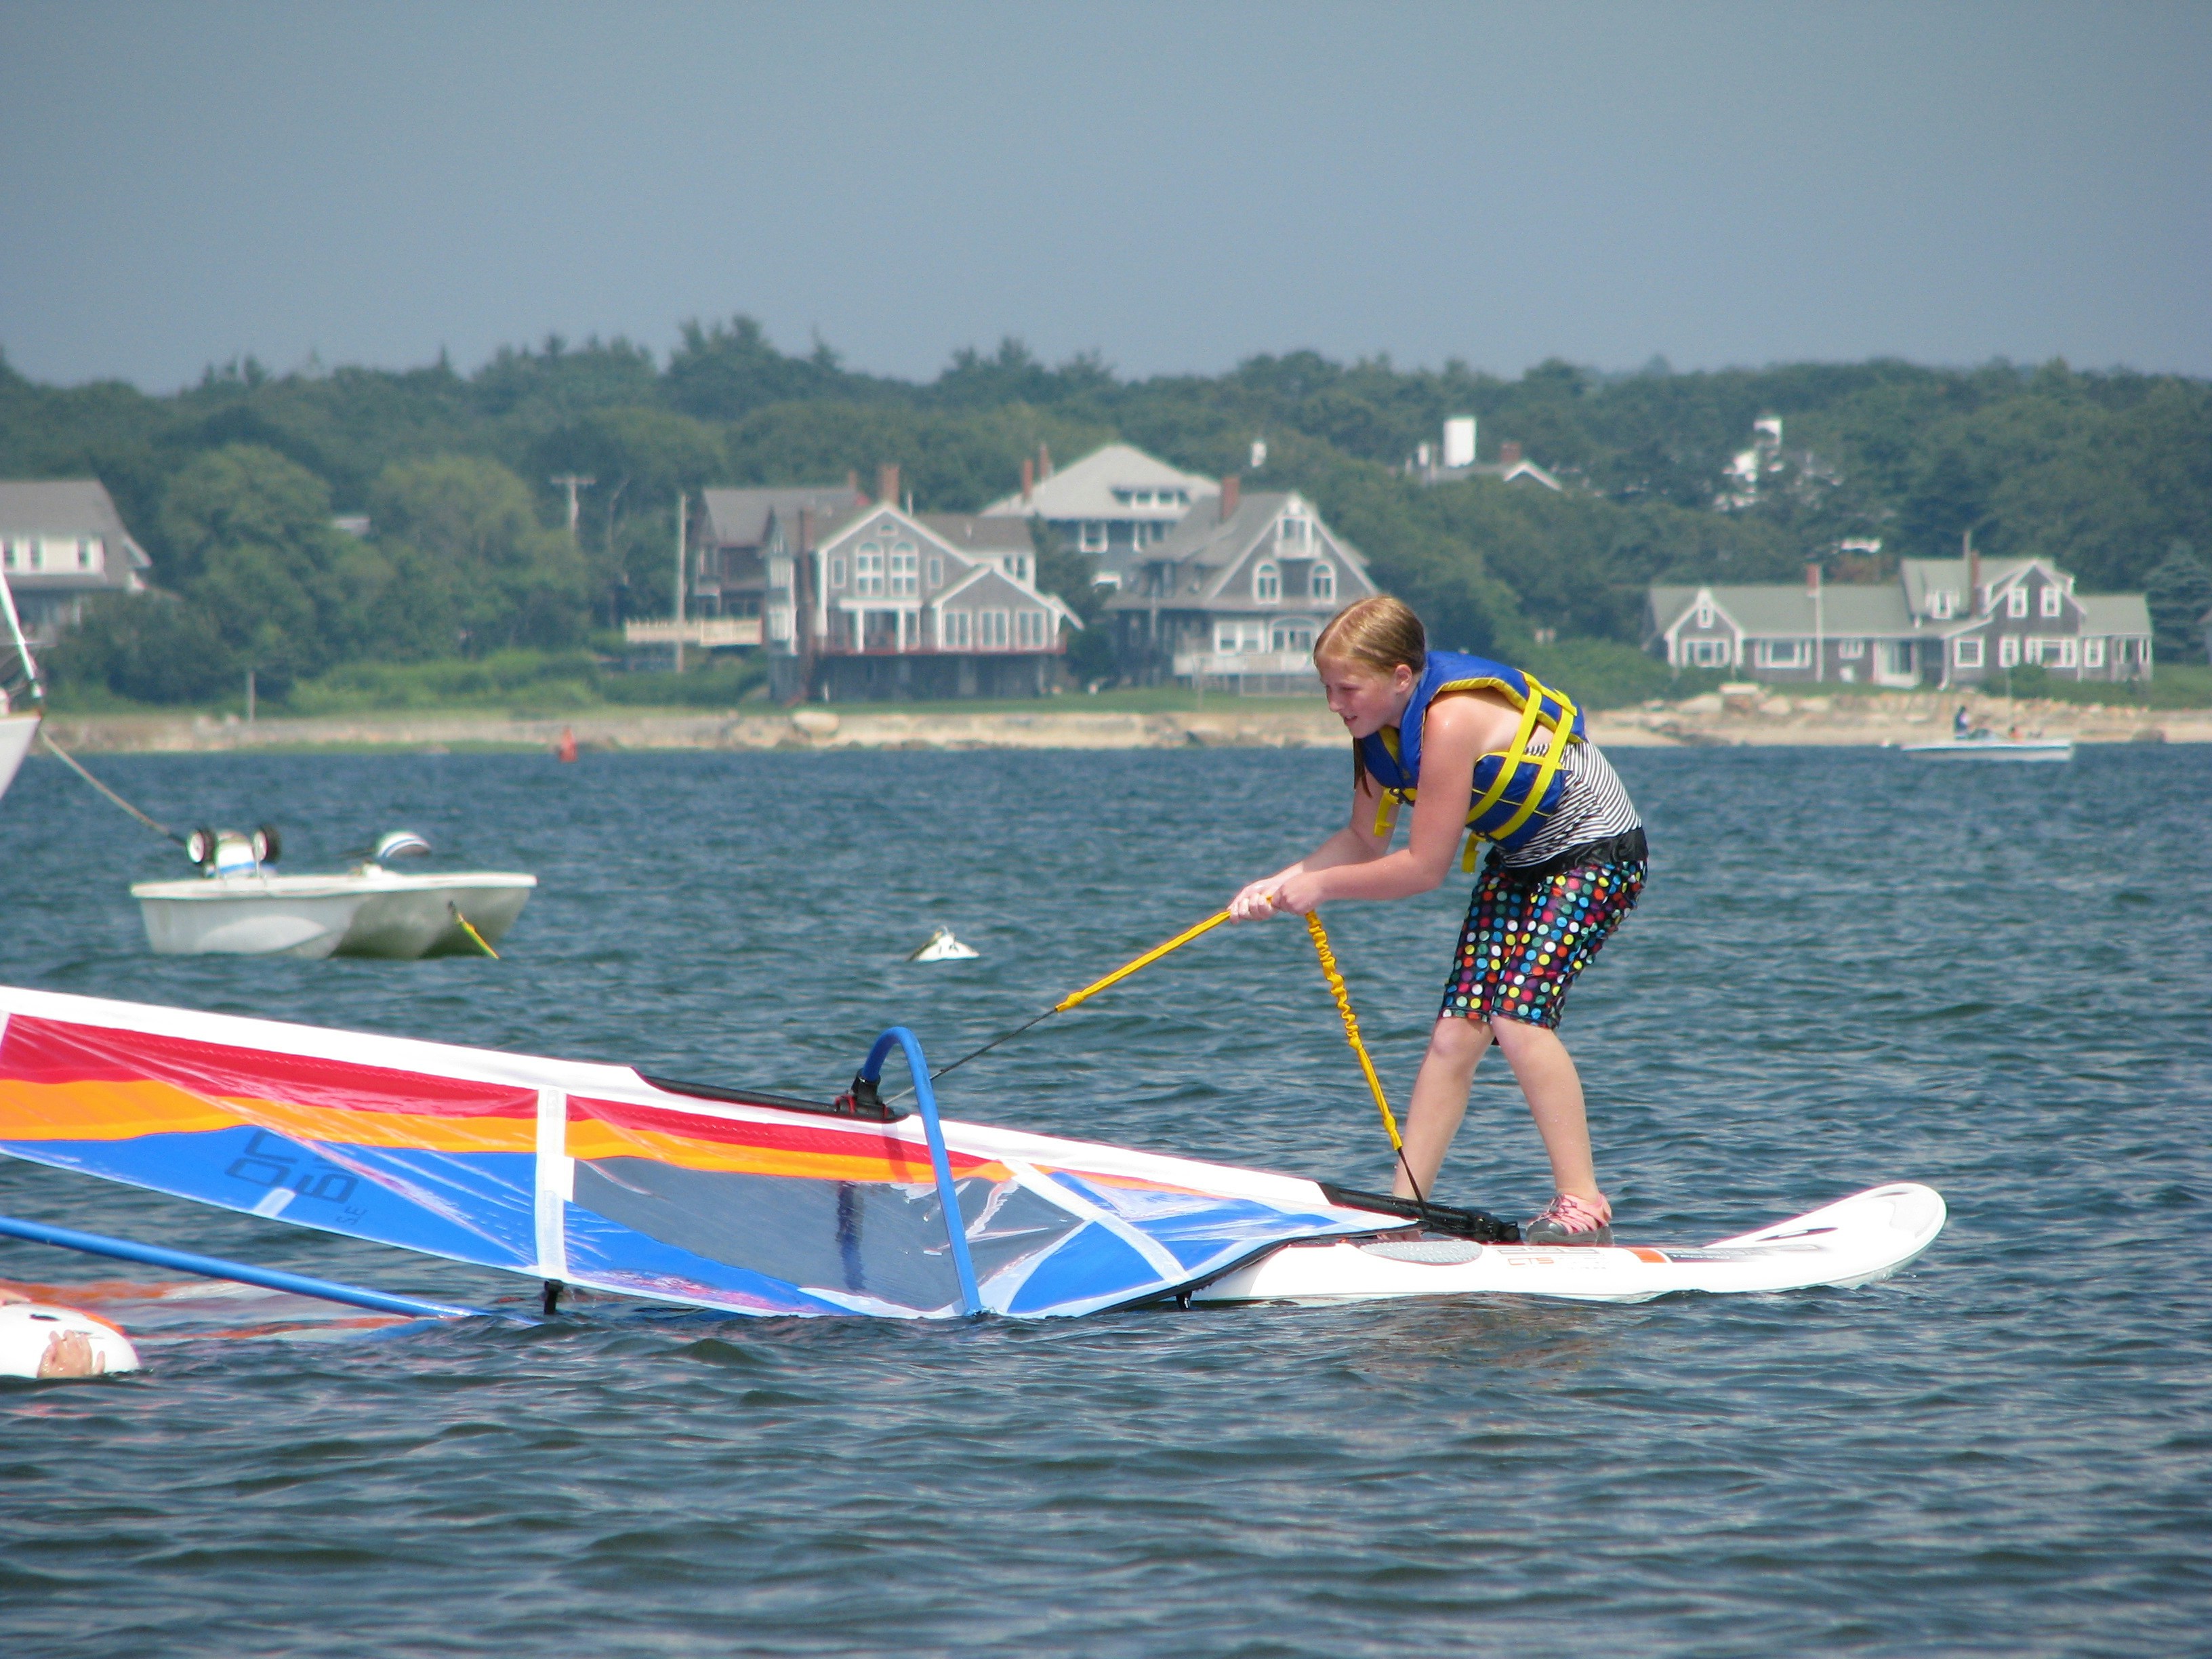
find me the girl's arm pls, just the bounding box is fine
[1262,693,1521,913]
[1227,769,1393,920]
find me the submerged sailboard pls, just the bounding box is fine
[0,986,1944,1318]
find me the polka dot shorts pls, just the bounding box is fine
[1439,853,1646,1031]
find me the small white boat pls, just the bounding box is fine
[131,830,535,960]
[1902,735,2074,762]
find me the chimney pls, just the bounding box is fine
[1038,443,1053,480]
[1219,474,1241,522]
[1805,562,1822,594]
[1966,533,1982,613]
[846,468,860,497]
[877,463,899,508]
[1021,457,1035,504]
[1500,441,1523,467]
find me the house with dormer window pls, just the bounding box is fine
[980,442,1219,587]
[768,476,1079,699]
[1645,552,2152,687]
[1103,480,1378,691]
[0,480,152,645]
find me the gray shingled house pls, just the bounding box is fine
[1102,480,1379,691]
[0,479,152,644]
[773,485,1080,700]
[1647,555,2152,688]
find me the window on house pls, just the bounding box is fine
[1017,610,1049,648]
[1753,639,1810,668]
[944,610,970,649]
[1954,637,1984,668]
[27,541,43,571]
[2040,583,2062,617]
[2083,637,2106,669]
[1694,599,1714,628]
[889,542,917,596]
[1686,638,1732,668]
[1254,561,1280,601]
[925,554,942,588]
[1998,634,2020,667]
[766,605,794,642]
[1929,590,1955,618]
[855,544,884,596]
[77,537,101,571]
[1279,517,1308,548]
[1012,554,1029,582]
[2007,586,2028,618]
[1311,562,1335,602]
[1079,522,1107,554]
[830,556,846,588]
[1837,638,1866,659]
[1272,623,1314,653]
[1,542,12,570]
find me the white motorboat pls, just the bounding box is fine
[131,830,535,960]
[1902,734,2074,762]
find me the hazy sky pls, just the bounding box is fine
[3,1,2206,393]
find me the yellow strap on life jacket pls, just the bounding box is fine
[1488,676,1580,845]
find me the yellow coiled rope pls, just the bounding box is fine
[1305,909,1426,1202]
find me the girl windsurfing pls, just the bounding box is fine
[1229,596,1647,1245]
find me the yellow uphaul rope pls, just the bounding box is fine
[1303,910,1422,1187]
[1052,910,1231,1013]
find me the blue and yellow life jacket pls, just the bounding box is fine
[1357,649,1584,867]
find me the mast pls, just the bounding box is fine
[0,567,43,710]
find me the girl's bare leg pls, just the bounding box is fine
[1395,1016,1492,1197]
[1488,1019,1599,1202]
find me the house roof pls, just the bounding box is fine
[917,514,1034,557]
[1898,555,2039,614]
[697,485,865,548]
[1649,582,1916,637]
[0,478,152,587]
[980,443,1218,521]
[2078,594,2151,636]
[1103,490,1376,613]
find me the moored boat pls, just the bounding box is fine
[130,830,534,958]
[1901,735,2074,762]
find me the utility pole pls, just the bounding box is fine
[550,474,596,536]
[673,491,687,674]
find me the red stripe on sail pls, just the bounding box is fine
[0,1016,537,1120]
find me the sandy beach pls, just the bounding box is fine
[29,688,2207,755]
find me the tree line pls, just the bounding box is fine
[1,320,2206,705]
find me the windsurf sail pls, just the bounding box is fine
[0,986,1391,1319]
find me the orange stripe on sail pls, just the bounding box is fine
[1,1076,1016,1184]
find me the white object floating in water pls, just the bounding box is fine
[908,927,979,962]
[0,1302,141,1379]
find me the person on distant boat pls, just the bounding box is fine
[1228,596,1646,1246]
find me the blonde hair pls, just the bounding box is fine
[1313,595,1426,675]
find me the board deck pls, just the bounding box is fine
[1191,1183,1946,1305]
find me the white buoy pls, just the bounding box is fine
[907,927,980,962]
[0,1303,140,1379]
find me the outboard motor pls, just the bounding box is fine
[371,830,432,864]
[185,824,281,877]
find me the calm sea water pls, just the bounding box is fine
[3,738,2207,1657]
